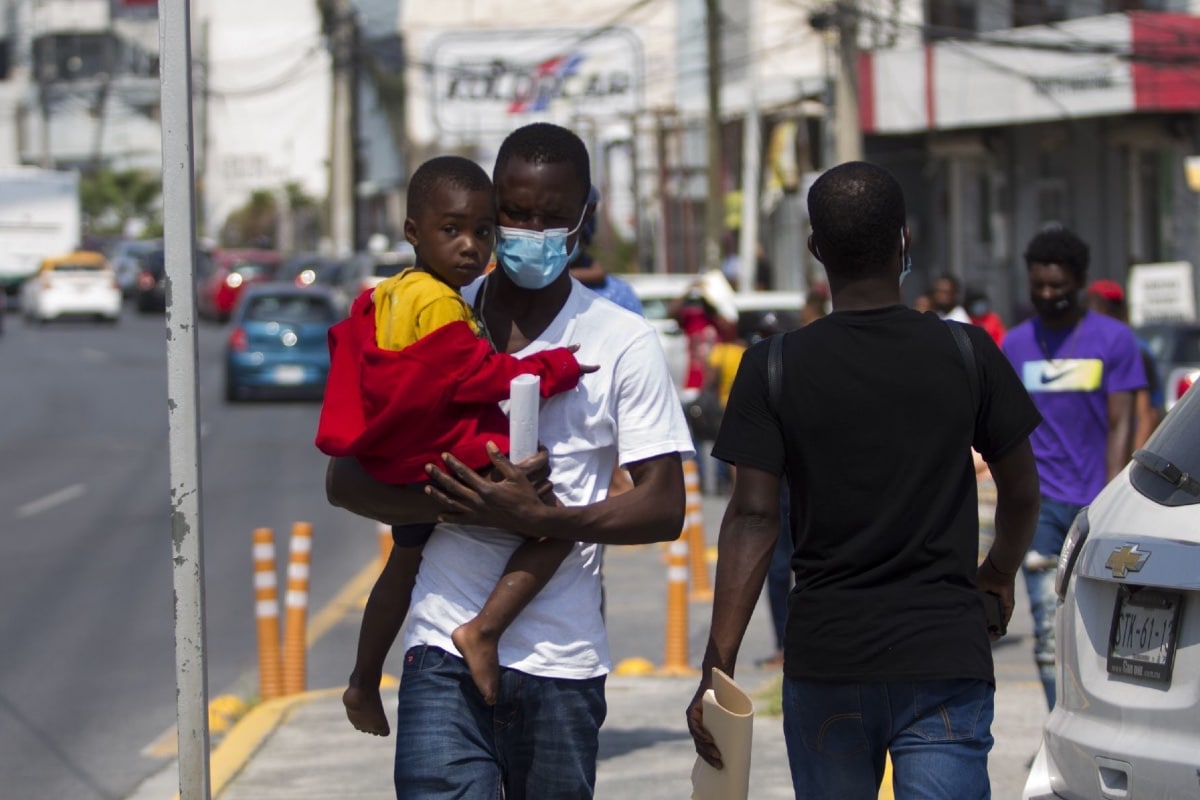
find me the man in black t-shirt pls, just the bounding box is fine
[687,162,1042,799]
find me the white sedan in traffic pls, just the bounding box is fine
[21,251,122,323]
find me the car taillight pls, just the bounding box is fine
[229,326,248,352]
[1166,367,1199,409]
[225,272,244,289]
[1055,507,1090,600]
[137,271,156,290]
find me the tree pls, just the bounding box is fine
[79,168,162,237]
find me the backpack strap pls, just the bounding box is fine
[946,321,979,420]
[767,333,783,417]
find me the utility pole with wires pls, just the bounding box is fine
[834,1,863,163]
[328,0,356,256]
[704,0,723,273]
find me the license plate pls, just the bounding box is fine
[1107,586,1183,684]
[273,365,305,385]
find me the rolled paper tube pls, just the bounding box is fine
[691,668,754,800]
[509,374,540,463]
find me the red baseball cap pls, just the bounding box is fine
[1087,279,1125,303]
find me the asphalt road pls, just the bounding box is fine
[0,303,381,800]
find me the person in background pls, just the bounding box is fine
[801,282,830,326]
[913,291,933,313]
[931,273,972,322]
[1085,278,1163,450]
[569,198,644,316]
[966,287,1007,346]
[1002,227,1147,710]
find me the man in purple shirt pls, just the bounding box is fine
[1003,226,1146,710]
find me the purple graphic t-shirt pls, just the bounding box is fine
[1003,310,1146,506]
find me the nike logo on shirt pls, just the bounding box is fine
[1023,359,1104,392]
[1040,364,1079,384]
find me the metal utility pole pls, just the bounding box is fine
[329,0,355,256]
[834,1,863,163]
[737,0,761,293]
[704,0,723,273]
[157,0,211,797]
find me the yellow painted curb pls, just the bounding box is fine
[612,657,656,676]
[879,753,894,800]
[171,687,343,800]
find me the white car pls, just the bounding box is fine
[21,251,122,323]
[1023,381,1200,799]
[625,272,808,395]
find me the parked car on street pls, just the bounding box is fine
[1023,380,1200,800]
[280,252,350,313]
[108,238,162,296]
[198,249,281,323]
[1136,320,1200,411]
[133,248,167,312]
[339,244,416,300]
[224,283,339,402]
[20,251,121,323]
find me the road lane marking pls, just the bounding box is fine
[17,484,87,518]
[81,347,111,363]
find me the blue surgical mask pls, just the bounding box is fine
[496,206,588,290]
[899,228,912,286]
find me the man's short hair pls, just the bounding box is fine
[407,155,492,212]
[1023,226,1089,282]
[494,123,591,200]
[807,161,906,279]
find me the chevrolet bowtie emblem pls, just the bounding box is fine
[1105,545,1150,579]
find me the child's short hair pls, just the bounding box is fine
[407,156,492,212]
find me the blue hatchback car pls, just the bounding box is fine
[224,283,341,402]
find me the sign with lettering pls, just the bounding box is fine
[427,28,643,134]
[1128,261,1198,327]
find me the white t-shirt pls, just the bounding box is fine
[403,278,696,679]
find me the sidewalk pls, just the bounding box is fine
[126,493,1048,800]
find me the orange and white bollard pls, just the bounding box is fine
[253,527,283,701]
[658,536,697,676]
[377,521,393,567]
[281,521,312,696]
[683,460,713,601]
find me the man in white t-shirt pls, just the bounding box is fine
[326,122,694,799]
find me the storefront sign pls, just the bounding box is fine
[428,28,643,134]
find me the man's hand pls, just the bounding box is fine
[976,555,1018,643]
[425,442,553,533]
[686,675,723,769]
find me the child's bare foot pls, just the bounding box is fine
[452,621,500,705]
[343,684,390,736]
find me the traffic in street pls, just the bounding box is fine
[0,302,379,800]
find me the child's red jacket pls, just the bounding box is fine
[315,290,582,484]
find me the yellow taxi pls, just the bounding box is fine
[20,250,122,323]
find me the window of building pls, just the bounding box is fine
[1013,0,1070,28]
[927,0,977,39]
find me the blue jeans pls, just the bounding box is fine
[392,646,607,800]
[1023,496,1082,711]
[782,678,994,800]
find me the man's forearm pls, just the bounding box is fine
[1106,421,1132,482]
[701,510,778,677]
[326,457,440,526]
[526,455,686,545]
